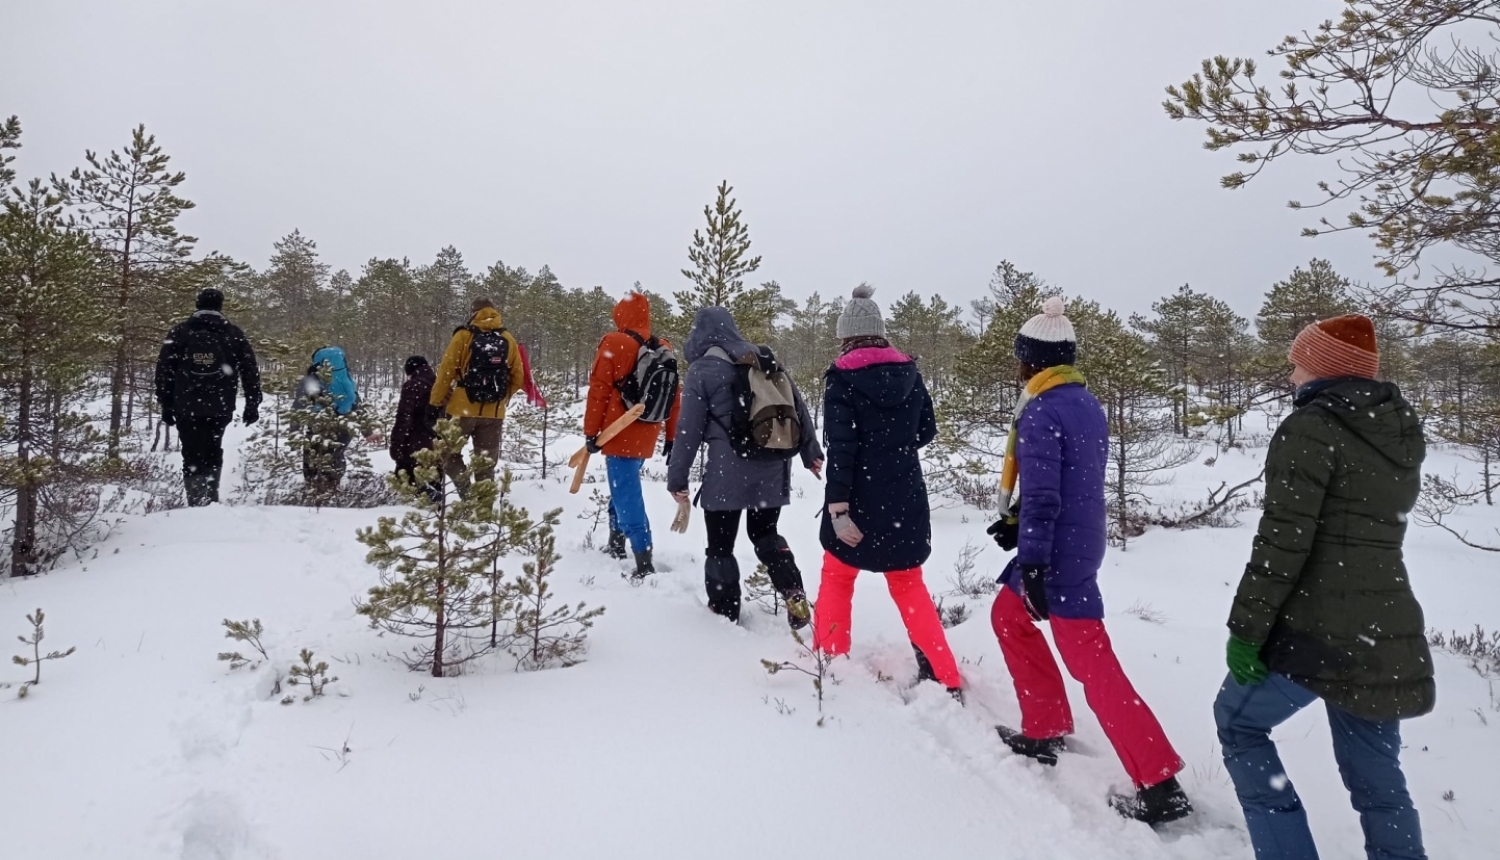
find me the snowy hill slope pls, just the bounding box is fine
[2,428,1498,860]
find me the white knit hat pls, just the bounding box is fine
[836,283,885,339]
[1014,296,1077,366]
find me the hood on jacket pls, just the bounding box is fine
[470,306,505,331]
[1301,378,1425,469]
[831,347,919,408]
[685,306,756,363]
[613,293,651,337]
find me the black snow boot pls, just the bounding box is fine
[705,556,742,622]
[630,549,655,582]
[184,470,213,507]
[603,528,627,560]
[913,644,937,683]
[1109,776,1193,827]
[997,727,1068,767]
[753,535,809,631]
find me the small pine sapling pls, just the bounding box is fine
[575,487,610,550]
[507,514,605,670]
[13,608,76,697]
[217,618,270,669]
[761,625,836,725]
[285,648,336,702]
[743,564,783,617]
[357,422,537,677]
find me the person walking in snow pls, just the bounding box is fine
[1217,314,1431,860]
[583,292,680,580]
[986,297,1191,826]
[293,345,377,497]
[811,285,962,696]
[429,297,525,494]
[155,288,262,507]
[667,307,824,627]
[390,355,442,503]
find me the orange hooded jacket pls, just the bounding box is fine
[584,293,680,459]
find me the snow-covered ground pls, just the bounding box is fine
[2,420,1498,860]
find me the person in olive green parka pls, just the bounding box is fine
[1216,313,1431,860]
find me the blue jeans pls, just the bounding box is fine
[1214,673,1425,860]
[605,456,651,554]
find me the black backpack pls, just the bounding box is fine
[461,326,512,403]
[181,323,234,391]
[615,331,679,424]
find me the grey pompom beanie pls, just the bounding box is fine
[836,283,885,339]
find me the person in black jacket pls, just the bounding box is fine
[811,285,962,698]
[389,355,442,503]
[155,288,261,506]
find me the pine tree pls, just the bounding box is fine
[887,291,974,394]
[771,292,842,418]
[0,180,108,577]
[676,181,762,320]
[1130,284,1204,435]
[418,246,471,356]
[0,116,20,188]
[356,421,536,677]
[507,515,603,670]
[53,125,196,459]
[1256,260,1357,356]
[257,230,331,344]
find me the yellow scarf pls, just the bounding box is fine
[997,365,1087,513]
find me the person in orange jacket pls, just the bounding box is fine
[429,298,525,494]
[584,292,681,579]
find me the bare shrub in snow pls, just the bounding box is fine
[762,627,836,725]
[1152,468,1265,531]
[945,539,994,599]
[939,600,972,629]
[1428,625,1500,679]
[12,607,75,697]
[1124,601,1168,625]
[575,487,610,551]
[1414,473,1500,553]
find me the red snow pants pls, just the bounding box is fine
[991,587,1182,788]
[813,552,962,689]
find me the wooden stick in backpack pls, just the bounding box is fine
[569,403,646,494]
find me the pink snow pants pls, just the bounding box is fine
[991,587,1182,788]
[813,552,962,689]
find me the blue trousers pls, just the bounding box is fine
[605,456,651,554]
[1214,673,1426,860]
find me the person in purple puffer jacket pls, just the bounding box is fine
[987,297,1191,827]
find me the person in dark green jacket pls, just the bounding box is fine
[1215,314,1432,860]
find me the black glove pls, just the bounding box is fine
[243,404,259,426]
[161,407,176,428]
[662,439,674,461]
[986,513,1019,551]
[1020,565,1050,622]
[585,435,601,455]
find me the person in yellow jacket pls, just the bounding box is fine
[428,298,524,491]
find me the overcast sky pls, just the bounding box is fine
[3,0,1384,319]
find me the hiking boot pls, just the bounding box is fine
[603,528,627,560]
[913,644,937,683]
[783,589,811,632]
[705,557,742,622]
[1109,776,1193,827]
[997,727,1067,767]
[630,549,656,582]
[948,686,965,706]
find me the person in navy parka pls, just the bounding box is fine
[988,297,1191,826]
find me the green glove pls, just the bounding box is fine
[1226,635,1269,686]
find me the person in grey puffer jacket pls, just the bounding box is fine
[667,307,824,628]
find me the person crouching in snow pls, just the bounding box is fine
[811,285,962,699]
[1217,314,1431,860]
[986,296,1190,825]
[667,307,824,628]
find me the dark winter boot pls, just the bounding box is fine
[753,535,808,631]
[913,644,937,683]
[705,557,742,622]
[997,728,1068,767]
[630,549,656,582]
[1109,776,1193,827]
[603,528,627,560]
[207,465,223,504]
[184,470,213,508]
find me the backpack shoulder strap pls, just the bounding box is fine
[622,329,650,349]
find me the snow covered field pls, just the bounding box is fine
[2,422,1498,860]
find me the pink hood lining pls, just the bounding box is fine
[835,345,911,370]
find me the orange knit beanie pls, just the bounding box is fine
[1288,314,1379,380]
